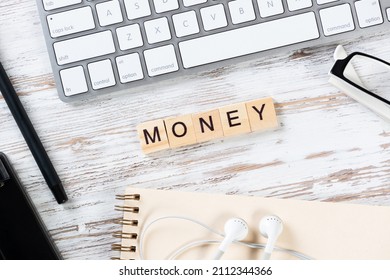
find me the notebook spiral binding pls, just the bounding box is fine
[111,193,140,260]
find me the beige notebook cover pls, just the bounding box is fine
[115,187,390,260]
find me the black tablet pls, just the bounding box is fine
[0,152,61,260]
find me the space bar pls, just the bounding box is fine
[179,12,319,68]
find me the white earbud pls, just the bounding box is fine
[259,215,283,260]
[213,218,249,260]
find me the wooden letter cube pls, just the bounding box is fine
[165,114,197,148]
[192,110,224,143]
[219,102,251,137]
[245,97,278,132]
[137,119,170,154]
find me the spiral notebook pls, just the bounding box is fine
[113,187,390,260]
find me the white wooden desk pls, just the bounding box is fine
[0,1,389,259]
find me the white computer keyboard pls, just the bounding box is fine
[36,0,390,102]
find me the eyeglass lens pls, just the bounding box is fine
[343,54,390,103]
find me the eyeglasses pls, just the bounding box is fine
[329,46,390,121]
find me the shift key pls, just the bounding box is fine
[54,31,115,65]
[47,7,95,38]
[43,0,82,11]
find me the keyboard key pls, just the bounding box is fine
[116,24,143,50]
[153,0,179,13]
[116,53,144,83]
[54,31,115,65]
[228,0,256,25]
[287,0,312,11]
[183,0,207,7]
[124,0,151,20]
[200,4,228,31]
[179,12,319,68]
[257,0,284,18]
[317,0,338,4]
[387,8,390,21]
[172,11,200,37]
[355,0,383,28]
[144,17,172,44]
[317,0,339,5]
[47,7,95,38]
[144,45,179,77]
[60,66,88,96]
[96,0,123,27]
[319,4,354,36]
[42,0,81,11]
[88,59,116,90]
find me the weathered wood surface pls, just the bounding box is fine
[0,0,389,259]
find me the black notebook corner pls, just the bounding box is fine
[0,152,61,260]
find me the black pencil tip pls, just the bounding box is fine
[51,183,68,204]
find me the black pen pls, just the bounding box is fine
[0,61,68,204]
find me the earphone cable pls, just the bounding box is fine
[139,215,224,260]
[168,239,313,260]
[139,216,313,260]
